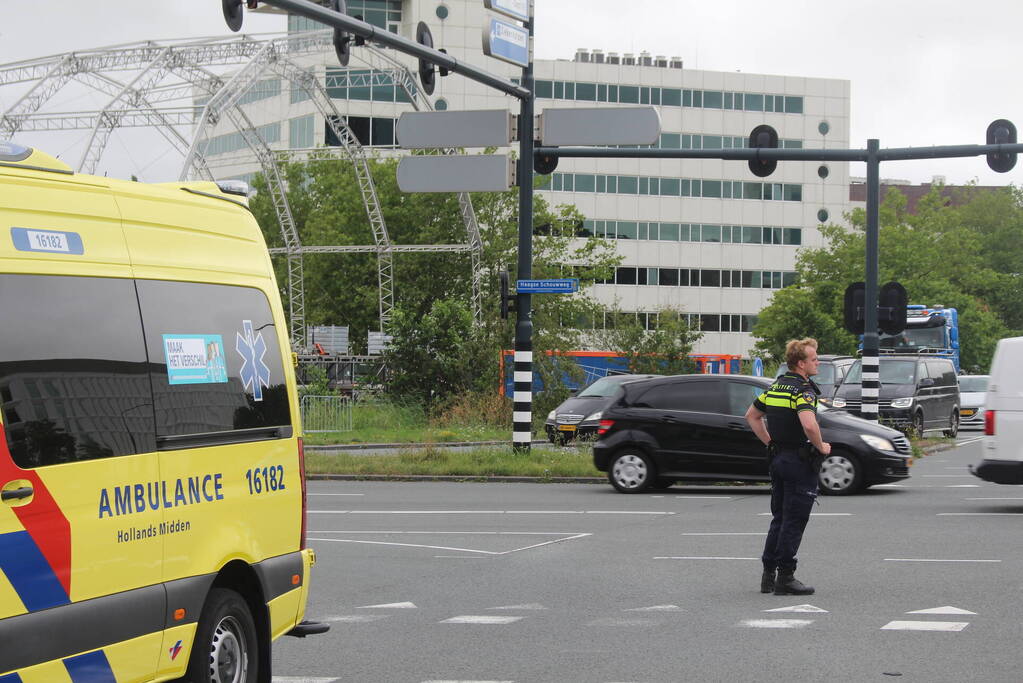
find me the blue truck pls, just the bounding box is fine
[877,305,960,373]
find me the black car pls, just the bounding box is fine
[775,354,855,406]
[592,374,913,495]
[545,373,659,443]
[831,355,960,437]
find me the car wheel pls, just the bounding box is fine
[818,451,863,496]
[912,411,926,439]
[943,409,959,438]
[185,588,259,683]
[608,450,655,493]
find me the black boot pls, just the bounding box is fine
[760,568,776,594]
[774,570,814,595]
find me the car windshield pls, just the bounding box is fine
[776,363,835,384]
[844,359,918,385]
[958,376,990,393]
[880,326,945,350]
[577,376,630,397]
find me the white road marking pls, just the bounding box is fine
[654,556,759,561]
[273,678,341,683]
[945,485,980,488]
[674,496,734,499]
[763,604,828,613]
[956,438,984,446]
[922,475,977,478]
[906,606,977,615]
[440,616,523,625]
[625,605,683,612]
[881,621,969,632]
[938,512,1023,516]
[308,493,365,496]
[944,466,971,470]
[965,497,1023,500]
[358,602,417,609]
[311,510,673,515]
[757,513,851,516]
[586,617,657,627]
[740,619,814,629]
[681,532,763,536]
[489,604,547,611]
[422,680,513,682]
[322,615,389,623]
[873,484,906,488]
[310,533,590,556]
[884,558,1001,563]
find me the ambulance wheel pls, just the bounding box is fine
[186,588,259,683]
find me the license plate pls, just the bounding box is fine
[557,424,577,432]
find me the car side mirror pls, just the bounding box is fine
[919,377,935,388]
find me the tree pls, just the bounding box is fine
[382,299,490,409]
[752,185,1015,372]
[596,307,704,375]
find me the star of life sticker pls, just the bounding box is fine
[236,319,272,401]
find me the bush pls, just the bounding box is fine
[431,390,511,428]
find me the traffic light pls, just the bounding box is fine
[331,0,351,66]
[499,270,514,319]
[843,281,865,335]
[416,22,448,96]
[748,124,778,177]
[534,150,558,175]
[986,119,1017,173]
[878,281,908,335]
[222,0,244,32]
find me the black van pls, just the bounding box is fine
[831,354,960,437]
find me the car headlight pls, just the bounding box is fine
[584,411,602,422]
[832,397,846,408]
[860,434,895,451]
[890,397,914,408]
[547,410,556,421]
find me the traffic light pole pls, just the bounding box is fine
[862,140,881,421]
[533,138,1023,423]
[513,18,535,453]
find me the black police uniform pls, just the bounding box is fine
[752,371,821,581]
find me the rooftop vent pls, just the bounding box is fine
[655,55,668,67]
[670,56,683,69]
[622,53,636,65]
[640,51,652,66]
[607,52,620,64]
[574,48,590,63]
[591,49,605,63]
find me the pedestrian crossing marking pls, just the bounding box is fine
[358,601,417,609]
[881,620,969,632]
[740,619,814,628]
[906,606,976,615]
[441,615,523,624]
[763,604,828,613]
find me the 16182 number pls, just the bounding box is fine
[245,465,286,494]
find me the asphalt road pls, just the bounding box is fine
[272,434,1021,682]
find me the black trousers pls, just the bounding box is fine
[762,448,819,572]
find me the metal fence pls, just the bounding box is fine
[300,395,354,433]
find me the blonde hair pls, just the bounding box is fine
[785,338,818,371]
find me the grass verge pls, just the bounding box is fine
[305,444,602,478]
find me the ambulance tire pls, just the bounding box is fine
[185,587,259,683]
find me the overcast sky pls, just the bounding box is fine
[3,0,1021,186]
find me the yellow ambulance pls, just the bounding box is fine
[0,142,326,682]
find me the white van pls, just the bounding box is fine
[971,337,1023,484]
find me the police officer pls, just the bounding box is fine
[745,338,830,596]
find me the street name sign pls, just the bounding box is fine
[482,18,530,68]
[397,154,514,192]
[516,278,579,294]
[539,106,661,147]
[396,109,514,149]
[483,0,530,22]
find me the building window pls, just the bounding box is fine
[347,0,402,30]
[289,115,315,148]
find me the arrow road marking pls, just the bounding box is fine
[740,619,814,629]
[881,621,969,632]
[906,606,977,615]
[763,604,828,613]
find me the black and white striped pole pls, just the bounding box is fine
[860,139,881,422]
[513,13,535,453]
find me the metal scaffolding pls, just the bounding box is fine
[0,30,485,349]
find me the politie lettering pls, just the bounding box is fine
[98,473,224,518]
